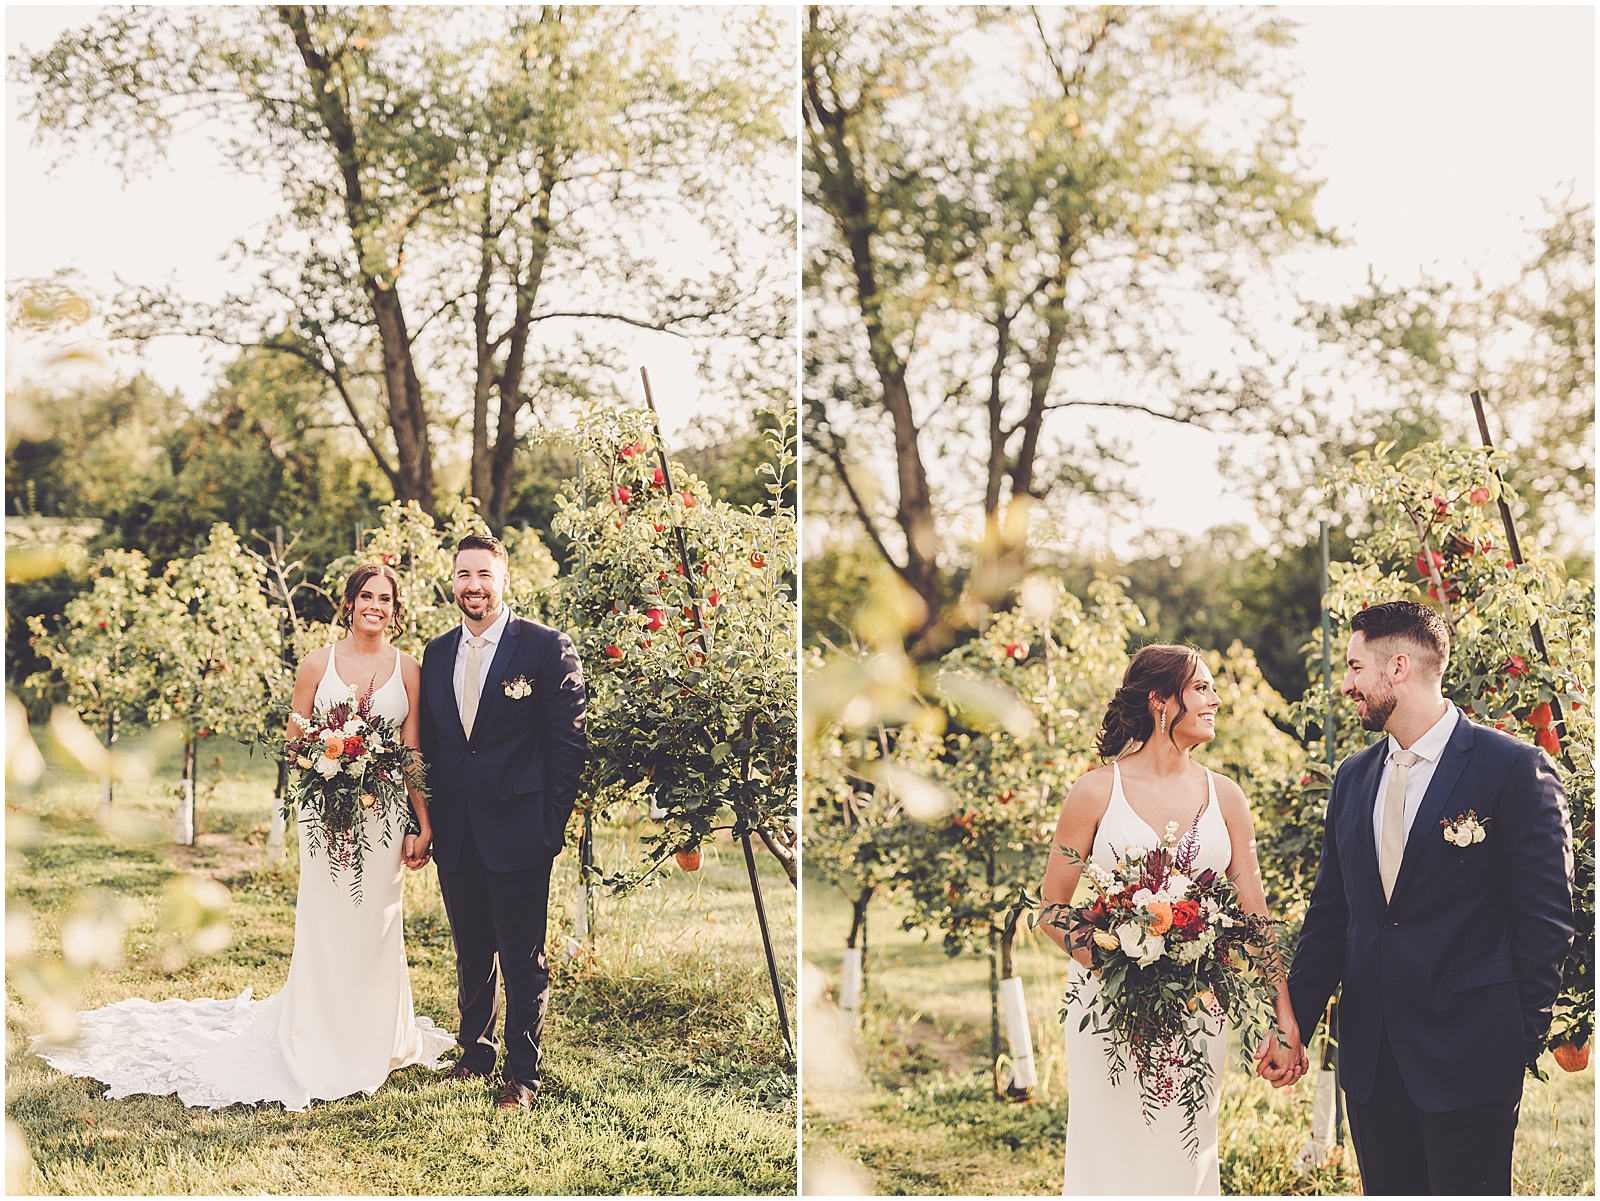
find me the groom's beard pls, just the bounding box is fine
[457,593,502,623]
[1354,686,1397,732]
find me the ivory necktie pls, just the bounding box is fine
[461,635,488,739]
[1379,748,1420,901]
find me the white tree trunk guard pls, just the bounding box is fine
[1000,975,1036,1089]
[840,946,862,1012]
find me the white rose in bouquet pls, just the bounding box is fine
[1117,921,1166,968]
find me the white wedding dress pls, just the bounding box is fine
[1063,761,1233,1196]
[31,644,454,1110]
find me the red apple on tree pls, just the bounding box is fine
[675,847,703,872]
[1551,1041,1590,1072]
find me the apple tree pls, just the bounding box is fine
[146,525,293,844]
[549,405,798,883]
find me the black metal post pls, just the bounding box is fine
[102,711,115,815]
[1329,996,1345,1147]
[742,828,793,1058]
[1469,390,1577,773]
[582,809,596,947]
[1321,521,1335,776]
[988,853,1001,1093]
[640,369,707,652]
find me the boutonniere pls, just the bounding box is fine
[1441,809,1489,847]
[503,675,532,699]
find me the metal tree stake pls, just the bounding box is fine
[1318,520,1345,1149]
[1469,390,1577,771]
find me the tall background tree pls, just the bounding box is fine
[12,5,792,517]
[803,5,1327,657]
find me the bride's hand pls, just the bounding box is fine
[403,827,433,870]
[1256,1020,1307,1088]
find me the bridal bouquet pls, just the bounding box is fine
[281,688,427,904]
[1047,822,1281,1156]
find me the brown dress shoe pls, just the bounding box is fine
[495,1078,539,1110]
[444,1062,491,1083]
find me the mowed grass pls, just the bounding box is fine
[801,868,1594,1197]
[7,729,797,1196]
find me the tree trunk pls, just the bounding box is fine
[100,711,115,820]
[176,733,197,846]
[469,202,498,507]
[281,5,435,512]
[805,46,943,653]
[268,756,288,867]
[369,288,435,511]
[998,905,1035,1097]
[486,178,555,523]
[842,887,872,1016]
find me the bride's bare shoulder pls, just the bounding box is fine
[296,644,331,679]
[1064,762,1116,810]
[397,651,422,681]
[1210,771,1253,827]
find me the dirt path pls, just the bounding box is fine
[170,830,282,880]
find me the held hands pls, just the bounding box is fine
[402,827,433,870]
[1255,1021,1309,1089]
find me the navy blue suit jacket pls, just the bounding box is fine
[1288,713,1573,1111]
[419,615,587,873]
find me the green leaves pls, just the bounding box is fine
[549,405,797,885]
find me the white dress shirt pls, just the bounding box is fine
[452,606,513,715]
[1371,701,1460,858]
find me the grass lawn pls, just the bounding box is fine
[801,867,1594,1197]
[7,729,797,1195]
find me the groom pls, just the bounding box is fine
[413,533,587,1110]
[1267,601,1573,1194]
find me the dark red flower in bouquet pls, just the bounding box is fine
[342,735,364,758]
[1171,899,1203,936]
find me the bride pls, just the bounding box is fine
[31,563,455,1109]
[1041,644,1307,1196]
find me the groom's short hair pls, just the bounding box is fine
[453,533,509,570]
[1351,601,1449,679]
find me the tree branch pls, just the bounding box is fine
[811,420,916,591]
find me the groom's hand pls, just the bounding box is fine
[1256,1029,1308,1088]
[402,834,433,870]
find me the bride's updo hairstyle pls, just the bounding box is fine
[336,563,405,634]
[1095,644,1206,759]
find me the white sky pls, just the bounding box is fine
[1122,4,1595,547]
[4,5,796,452]
[7,6,1594,547]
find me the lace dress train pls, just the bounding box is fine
[31,645,454,1110]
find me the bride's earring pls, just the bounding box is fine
[1159,709,1167,735]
